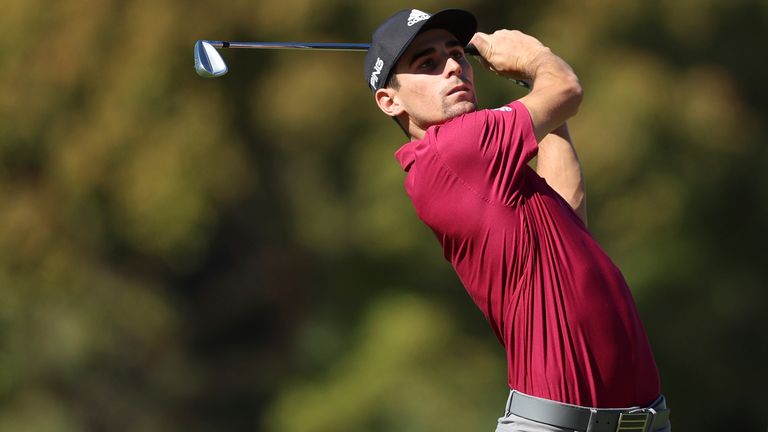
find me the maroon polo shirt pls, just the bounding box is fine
[394,101,660,408]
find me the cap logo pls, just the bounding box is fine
[407,9,430,26]
[369,57,385,89]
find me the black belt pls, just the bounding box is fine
[507,390,671,432]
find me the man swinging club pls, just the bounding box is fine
[364,9,671,432]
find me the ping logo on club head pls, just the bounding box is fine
[370,57,385,89]
[407,9,430,26]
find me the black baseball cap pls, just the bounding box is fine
[364,9,477,92]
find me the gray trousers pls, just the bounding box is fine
[495,392,672,432]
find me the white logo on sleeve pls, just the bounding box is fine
[370,57,385,89]
[494,106,513,112]
[407,9,431,26]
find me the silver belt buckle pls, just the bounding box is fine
[616,408,656,432]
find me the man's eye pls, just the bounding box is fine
[418,59,435,70]
[451,51,464,60]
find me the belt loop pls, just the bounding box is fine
[504,390,515,417]
[585,408,598,432]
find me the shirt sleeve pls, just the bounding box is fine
[430,101,538,206]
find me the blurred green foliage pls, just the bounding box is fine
[0,0,766,431]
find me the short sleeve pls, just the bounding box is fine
[429,101,538,206]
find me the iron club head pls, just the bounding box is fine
[194,40,228,78]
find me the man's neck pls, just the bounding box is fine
[408,122,427,140]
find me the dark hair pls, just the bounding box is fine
[386,73,400,90]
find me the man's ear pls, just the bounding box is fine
[374,87,405,117]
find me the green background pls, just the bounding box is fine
[1,0,766,430]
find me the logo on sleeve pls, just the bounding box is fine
[370,57,385,89]
[407,9,430,26]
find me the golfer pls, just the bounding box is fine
[364,9,671,432]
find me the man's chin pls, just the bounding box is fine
[444,100,477,119]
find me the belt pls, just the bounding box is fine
[507,390,671,432]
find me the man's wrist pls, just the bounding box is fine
[525,47,556,79]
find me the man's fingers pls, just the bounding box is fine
[469,32,496,72]
[469,32,491,58]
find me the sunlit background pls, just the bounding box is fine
[1,0,766,430]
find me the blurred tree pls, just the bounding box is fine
[265,295,505,432]
[0,0,765,430]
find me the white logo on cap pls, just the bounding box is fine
[407,9,430,26]
[370,57,385,89]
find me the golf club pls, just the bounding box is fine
[193,40,530,88]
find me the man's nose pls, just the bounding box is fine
[444,56,463,78]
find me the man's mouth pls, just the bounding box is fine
[447,84,472,96]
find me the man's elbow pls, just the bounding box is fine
[560,75,583,119]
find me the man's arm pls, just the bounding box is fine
[470,30,586,224]
[537,123,587,225]
[469,30,583,142]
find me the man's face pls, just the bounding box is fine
[387,29,477,133]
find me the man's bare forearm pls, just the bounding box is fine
[522,50,583,141]
[536,123,587,225]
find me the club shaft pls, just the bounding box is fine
[201,40,480,55]
[195,40,526,87]
[203,41,369,51]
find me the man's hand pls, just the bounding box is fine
[469,30,549,81]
